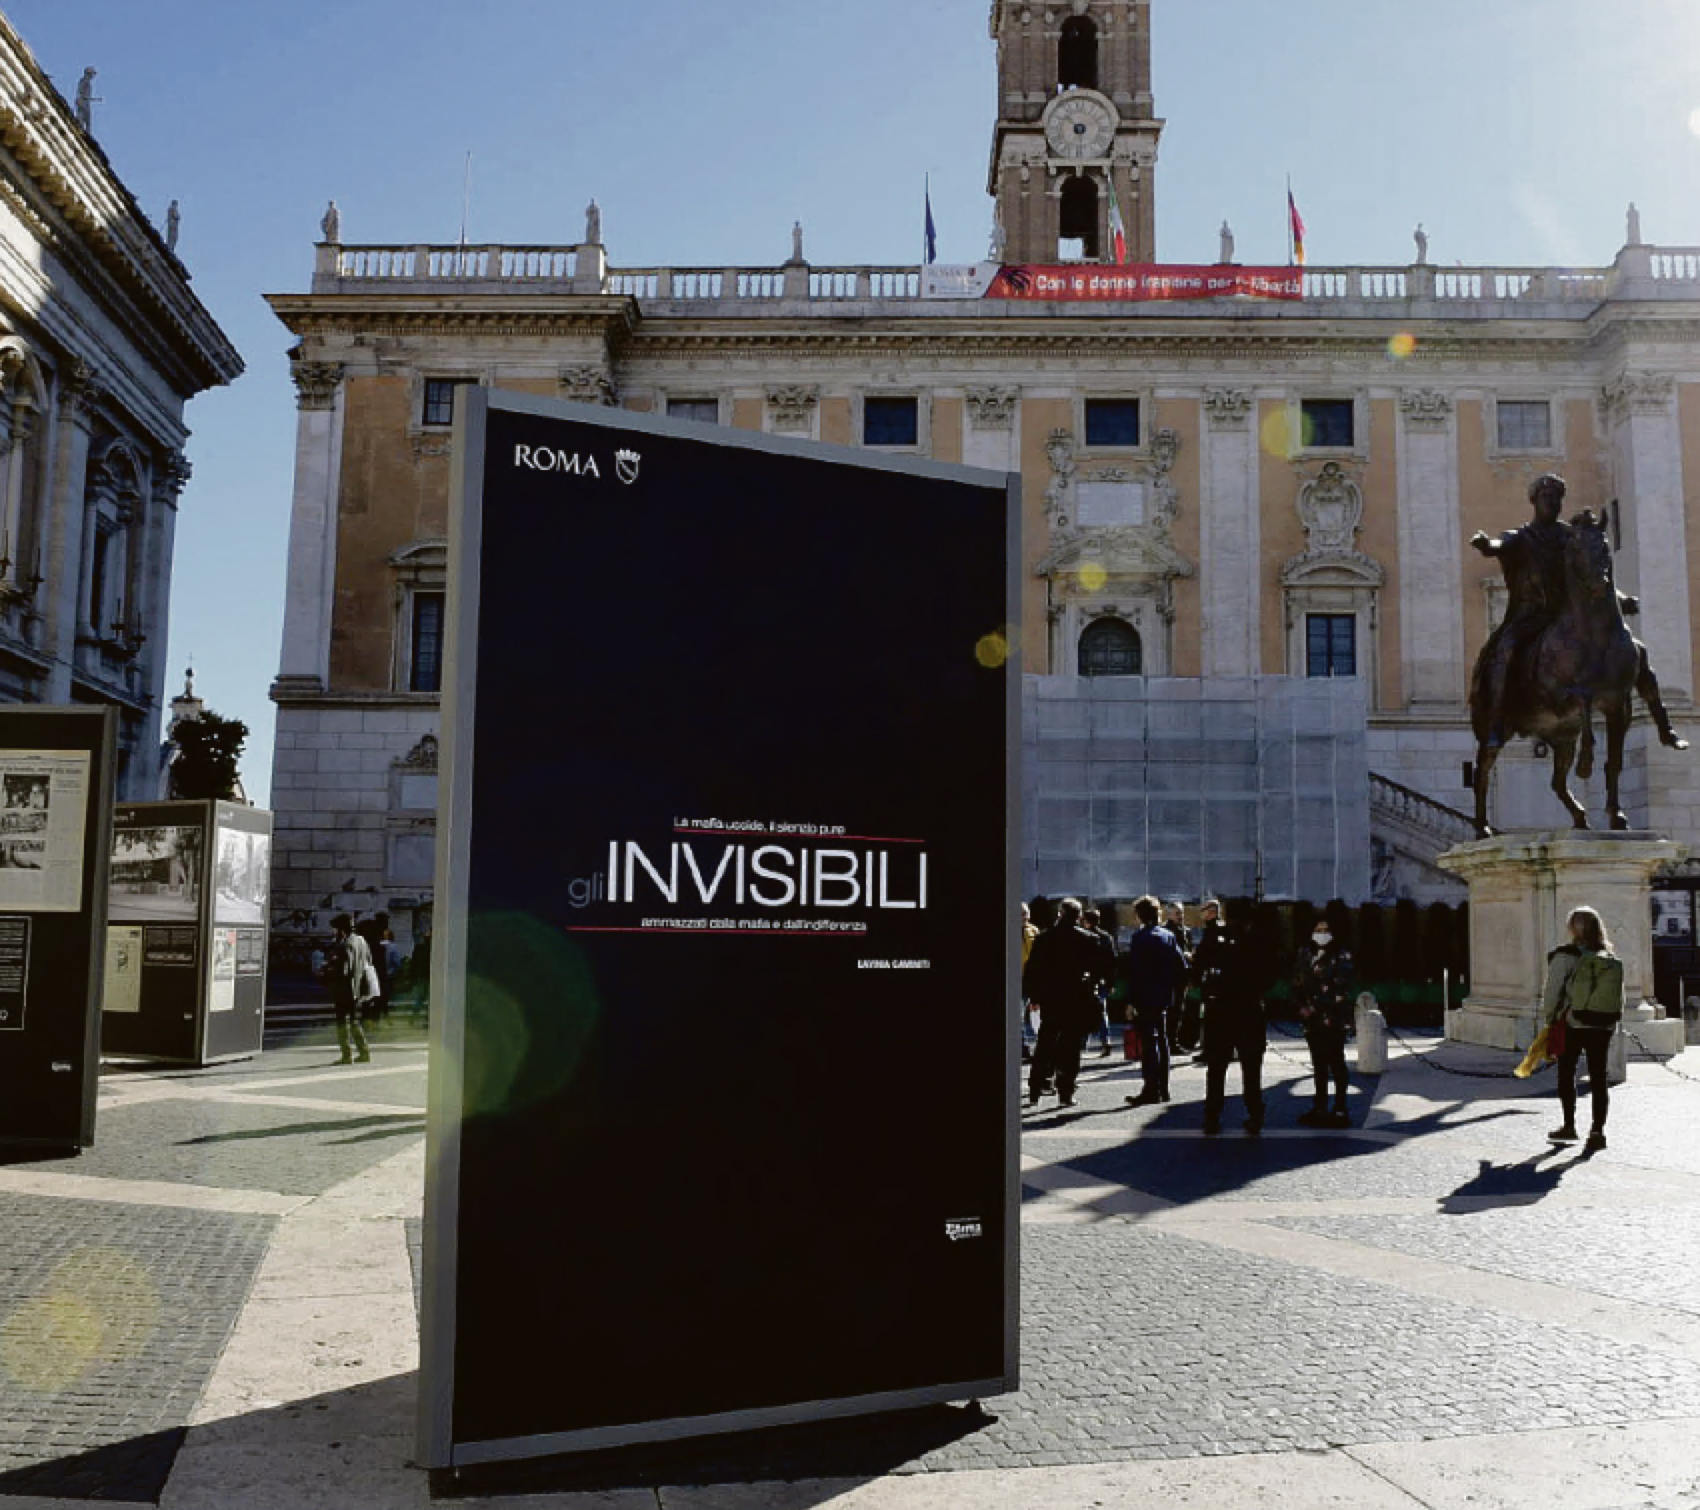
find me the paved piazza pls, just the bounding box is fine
[2,1027,1700,1507]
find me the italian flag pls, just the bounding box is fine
[1289,188,1307,267]
[1107,174,1129,265]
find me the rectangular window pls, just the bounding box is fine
[89,531,110,632]
[863,396,920,447]
[1301,398,1355,449]
[423,379,469,428]
[1084,398,1141,448]
[668,398,720,425]
[410,591,446,694]
[1306,614,1358,679]
[1497,400,1552,450]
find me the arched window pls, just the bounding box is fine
[1059,16,1099,91]
[1080,618,1142,677]
[1059,174,1101,261]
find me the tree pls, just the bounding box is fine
[170,711,248,800]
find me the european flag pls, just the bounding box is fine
[924,185,938,266]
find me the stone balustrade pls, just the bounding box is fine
[309,242,1700,316]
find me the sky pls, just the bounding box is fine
[10,0,1700,798]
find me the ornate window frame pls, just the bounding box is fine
[854,390,930,453]
[659,390,729,426]
[388,539,448,696]
[1289,392,1370,461]
[1074,386,1155,458]
[1280,461,1385,705]
[1487,394,1563,458]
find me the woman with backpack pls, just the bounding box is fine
[1544,906,1625,1155]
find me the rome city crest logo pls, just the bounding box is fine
[615,449,641,485]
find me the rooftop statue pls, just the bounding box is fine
[1469,474,1687,836]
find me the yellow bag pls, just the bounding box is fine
[1514,1025,1553,1080]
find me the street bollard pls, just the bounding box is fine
[1355,993,1389,1074]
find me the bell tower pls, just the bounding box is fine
[988,1,1163,264]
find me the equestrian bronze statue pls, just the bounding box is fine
[1470,474,1688,837]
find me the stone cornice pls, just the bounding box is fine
[264,294,639,346]
[0,20,242,393]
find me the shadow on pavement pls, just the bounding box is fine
[0,1426,185,1502]
[432,1399,996,1502]
[1437,1148,1588,1214]
[177,1113,426,1147]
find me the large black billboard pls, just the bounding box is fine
[420,392,1020,1468]
[0,706,116,1152]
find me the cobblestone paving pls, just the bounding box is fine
[0,1193,274,1501]
[42,1097,428,1196]
[914,1226,1700,1470]
[1268,1206,1700,1317]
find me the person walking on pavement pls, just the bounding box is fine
[1024,898,1113,1108]
[1082,906,1119,1057]
[323,913,376,1064]
[355,911,392,1018]
[1163,900,1193,1052]
[1184,898,1222,1059]
[1019,902,1040,1063]
[1295,916,1354,1126]
[1195,902,1267,1135]
[1122,896,1188,1107]
[1545,906,1625,1154]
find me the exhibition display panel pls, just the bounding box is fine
[103,799,273,1065]
[0,706,116,1152]
[420,392,1021,1468]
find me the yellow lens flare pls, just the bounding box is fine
[1076,562,1108,594]
[975,632,1010,669]
[0,1249,160,1393]
[1388,331,1418,360]
[1260,405,1299,461]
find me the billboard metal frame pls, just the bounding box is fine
[419,389,1022,1470]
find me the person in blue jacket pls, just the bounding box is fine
[1121,895,1189,1107]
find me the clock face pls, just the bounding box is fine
[1045,94,1117,161]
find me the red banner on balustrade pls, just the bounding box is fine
[985,264,1304,302]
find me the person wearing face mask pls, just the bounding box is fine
[1293,915,1354,1127]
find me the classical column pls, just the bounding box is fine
[43,362,102,700]
[133,452,188,794]
[1200,388,1259,676]
[1605,372,1691,704]
[1396,390,1466,705]
[963,387,1019,474]
[275,360,345,691]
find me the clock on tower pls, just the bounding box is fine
[987,1,1165,264]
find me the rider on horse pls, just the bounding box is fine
[1470,474,1574,750]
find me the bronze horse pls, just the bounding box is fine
[1471,509,1687,837]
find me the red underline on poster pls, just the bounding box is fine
[672,828,924,844]
[566,926,859,938]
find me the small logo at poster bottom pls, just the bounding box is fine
[945,1218,983,1243]
[615,449,642,485]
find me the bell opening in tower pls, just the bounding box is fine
[1060,175,1101,261]
[1059,16,1099,92]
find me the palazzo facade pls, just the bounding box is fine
[0,19,242,795]
[267,0,1700,945]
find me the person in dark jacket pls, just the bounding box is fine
[1082,906,1118,1057]
[1121,895,1188,1107]
[1194,902,1267,1135]
[1294,918,1354,1126]
[1163,900,1193,1050]
[1023,898,1113,1108]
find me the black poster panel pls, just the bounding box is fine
[104,800,210,1063]
[421,393,1021,1468]
[0,707,116,1150]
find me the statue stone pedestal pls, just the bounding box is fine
[1438,832,1688,1056]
